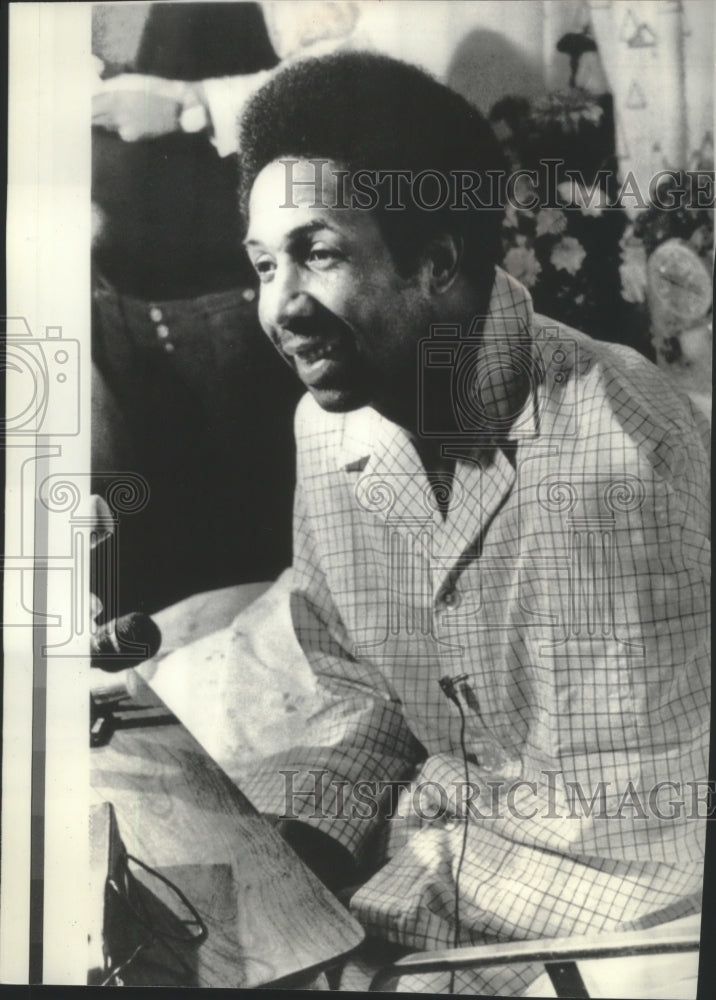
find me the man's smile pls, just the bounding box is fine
[283,337,342,362]
[280,332,352,385]
[269,303,357,385]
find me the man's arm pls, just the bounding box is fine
[91,70,263,153]
[238,475,425,879]
[91,2,364,156]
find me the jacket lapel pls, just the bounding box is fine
[431,445,517,597]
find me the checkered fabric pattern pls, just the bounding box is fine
[240,269,710,995]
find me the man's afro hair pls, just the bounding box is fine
[238,51,507,275]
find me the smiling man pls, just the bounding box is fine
[246,158,430,417]
[232,53,710,995]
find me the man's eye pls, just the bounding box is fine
[252,256,276,281]
[307,246,340,268]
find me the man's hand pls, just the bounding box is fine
[92,74,206,142]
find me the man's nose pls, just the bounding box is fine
[265,261,311,329]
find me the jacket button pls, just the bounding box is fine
[441,588,459,608]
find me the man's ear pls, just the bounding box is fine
[425,231,463,293]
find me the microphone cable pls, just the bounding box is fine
[439,675,473,994]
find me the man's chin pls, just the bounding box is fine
[307,384,370,413]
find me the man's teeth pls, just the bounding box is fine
[296,342,339,363]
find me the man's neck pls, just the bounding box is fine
[379,276,494,435]
[376,265,498,515]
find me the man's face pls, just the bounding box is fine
[245,159,433,419]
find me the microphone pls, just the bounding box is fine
[90,613,162,671]
[438,674,469,706]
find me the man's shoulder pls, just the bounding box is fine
[532,315,710,488]
[533,313,660,405]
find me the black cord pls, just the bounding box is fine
[103,853,208,985]
[450,696,472,995]
[108,853,208,945]
[125,852,208,943]
[100,938,154,986]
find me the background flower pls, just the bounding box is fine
[558,179,608,216]
[490,86,658,357]
[619,240,648,304]
[504,245,542,287]
[535,208,568,237]
[550,236,587,275]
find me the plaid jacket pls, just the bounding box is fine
[241,269,710,994]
